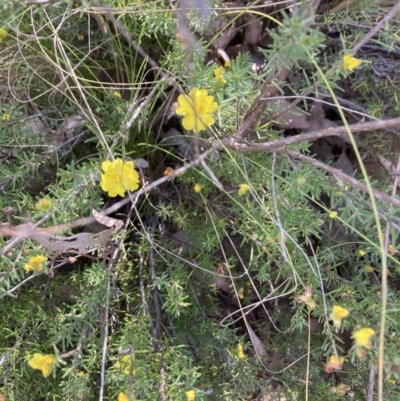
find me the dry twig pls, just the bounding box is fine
[352,1,400,53]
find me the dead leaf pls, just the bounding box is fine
[247,324,267,357]
[304,101,363,147]
[55,114,86,142]
[208,2,244,50]
[334,150,354,176]
[243,13,263,46]
[0,210,123,254]
[214,275,233,295]
[270,98,311,129]
[133,158,149,169]
[168,229,199,254]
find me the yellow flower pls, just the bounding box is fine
[238,184,250,195]
[164,167,174,175]
[342,55,362,72]
[2,113,10,121]
[214,66,226,84]
[24,255,47,272]
[175,88,218,133]
[388,244,397,256]
[28,353,56,378]
[35,198,52,211]
[296,285,317,310]
[186,390,196,401]
[0,27,7,42]
[113,90,121,98]
[328,211,338,219]
[358,249,366,257]
[194,184,202,193]
[237,344,245,359]
[352,327,375,349]
[116,355,133,375]
[100,158,140,197]
[118,392,129,401]
[330,384,351,396]
[325,355,344,373]
[364,265,374,273]
[329,355,344,366]
[329,305,349,331]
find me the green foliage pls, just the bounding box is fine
[1,1,400,401]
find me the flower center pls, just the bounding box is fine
[194,105,201,113]
[115,174,122,183]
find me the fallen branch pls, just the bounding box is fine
[223,116,400,152]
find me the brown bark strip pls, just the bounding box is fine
[224,117,400,152]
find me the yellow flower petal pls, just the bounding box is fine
[186,390,196,401]
[342,55,362,72]
[28,353,47,370]
[352,327,375,349]
[176,88,218,133]
[296,286,317,310]
[214,66,226,84]
[100,158,140,197]
[329,305,349,330]
[118,392,129,401]
[329,211,338,219]
[238,184,250,195]
[35,198,53,211]
[330,305,350,320]
[194,184,202,193]
[113,90,121,98]
[116,355,133,375]
[28,353,56,377]
[41,357,55,378]
[237,344,245,359]
[329,355,344,366]
[24,255,47,272]
[2,113,10,121]
[326,355,344,373]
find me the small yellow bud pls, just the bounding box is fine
[328,211,338,219]
[364,265,374,273]
[35,198,53,211]
[194,184,202,193]
[296,176,307,186]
